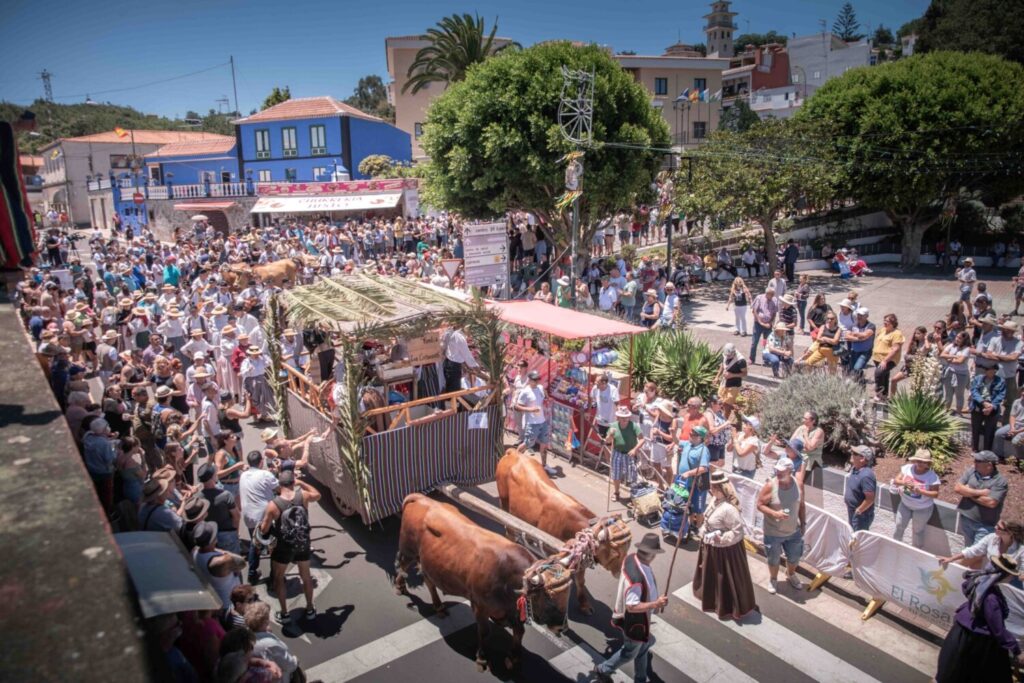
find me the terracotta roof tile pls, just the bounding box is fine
[234,96,381,124]
[145,136,236,159]
[19,154,44,167]
[61,130,229,145]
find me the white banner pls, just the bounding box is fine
[802,507,853,576]
[850,531,968,631]
[728,474,765,546]
[1001,584,1024,638]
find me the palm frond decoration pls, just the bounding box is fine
[263,294,291,434]
[334,341,375,519]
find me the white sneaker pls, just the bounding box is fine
[787,574,803,589]
[767,579,778,595]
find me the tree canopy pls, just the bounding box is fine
[422,41,670,252]
[873,25,894,47]
[403,13,519,95]
[675,118,836,263]
[833,3,864,41]
[914,0,1024,64]
[262,86,291,110]
[344,75,394,122]
[733,31,788,49]
[718,100,760,133]
[797,51,1024,265]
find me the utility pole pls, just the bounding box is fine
[230,56,240,116]
[39,69,53,102]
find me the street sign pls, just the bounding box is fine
[133,192,144,205]
[462,221,509,292]
[440,259,461,281]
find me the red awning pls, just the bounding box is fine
[487,300,648,339]
[172,202,236,211]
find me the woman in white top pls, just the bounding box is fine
[730,415,761,479]
[940,520,1024,571]
[692,471,757,619]
[892,449,941,549]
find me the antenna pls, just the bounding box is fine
[215,96,230,114]
[39,69,53,102]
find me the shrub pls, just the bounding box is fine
[878,392,960,474]
[612,330,721,403]
[758,371,873,454]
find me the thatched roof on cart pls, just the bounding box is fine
[279,273,477,337]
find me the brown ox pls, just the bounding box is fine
[223,257,305,288]
[496,449,632,615]
[395,493,572,672]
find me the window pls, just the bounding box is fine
[693,121,707,139]
[148,166,161,182]
[257,169,271,182]
[414,122,423,138]
[312,166,327,180]
[255,129,270,159]
[200,171,215,184]
[281,127,297,157]
[310,125,327,155]
[813,71,821,80]
[792,72,800,83]
[284,168,297,182]
[654,77,668,96]
[694,77,707,91]
[221,171,232,183]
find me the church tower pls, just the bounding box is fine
[704,1,738,58]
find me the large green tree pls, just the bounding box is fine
[733,31,788,48]
[914,0,1024,64]
[422,41,670,256]
[718,99,760,133]
[675,118,836,264]
[344,75,395,122]
[402,14,519,95]
[797,51,1024,266]
[262,86,291,109]
[833,2,864,41]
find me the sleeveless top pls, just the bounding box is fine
[763,477,801,538]
[154,373,189,414]
[193,548,240,611]
[219,406,241,434]
[675,414,703,442]
[218,450,241,485]
[733,289,748,307]
[793,426,823,470]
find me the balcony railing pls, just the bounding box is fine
[87,177,111,192]
[85,178,420,201]
[147,185,169,200]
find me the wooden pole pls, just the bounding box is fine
[436,483,564,557]
[660,494,692,611]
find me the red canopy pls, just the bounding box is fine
[488,300,648,339]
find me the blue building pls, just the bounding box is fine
[233,96,411,182]
[144,135,239,185]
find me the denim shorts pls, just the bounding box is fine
[522,420,550,447]
[764,530,804,566]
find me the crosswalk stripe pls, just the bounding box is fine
[675,583,883,683]
[548,646,633,682]
[649,618,758,683]
[306,598,473,682]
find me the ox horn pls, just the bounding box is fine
[530,574,542,586]
[559,556,572,567]
[597,528,608,542]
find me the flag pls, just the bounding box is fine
[689,90,699,102]
[712,89,722,101]
[675,88,690,103]
[50,148,60,160]
[114,127,128,138]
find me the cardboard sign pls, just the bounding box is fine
[401,330,443,367]
[441,259,462,281]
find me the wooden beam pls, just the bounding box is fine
[436,483,565,557]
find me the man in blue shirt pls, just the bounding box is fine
[845,308,876,381]
[674,426,710,531]
[844,445,877,531]
[971,364,1006,451]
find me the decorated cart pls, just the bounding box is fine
[266,274,505,524]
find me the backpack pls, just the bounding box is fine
[275,490,310,550]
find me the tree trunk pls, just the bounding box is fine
[762,217,777,275]
[899,221,927,268]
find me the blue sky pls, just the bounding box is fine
[1,0,929,118]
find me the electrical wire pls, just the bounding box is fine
[52,61,231,101]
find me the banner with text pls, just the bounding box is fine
[463,221,509,291]
[850,531,968,631]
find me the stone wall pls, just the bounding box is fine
[147,196,258,242]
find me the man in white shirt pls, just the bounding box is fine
[768,269,787,298]
[956,257,977,303]
[594,533,667,682]
[516,371,555,476]
[598,277,619,313]
[239,450,279,583]
[199,382,222,445]
[442,328,479,394]
[590,373,620,438]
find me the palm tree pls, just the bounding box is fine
[402,13,519,94]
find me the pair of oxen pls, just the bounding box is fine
[396,449,633,672]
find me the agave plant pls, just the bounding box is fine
[878,392,961,473]
[611,328,660,388]
[759,371,873,453]
[647,331,722,403]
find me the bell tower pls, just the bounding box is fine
[704,1,738,58]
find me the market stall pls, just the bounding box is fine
[271,273,505,524]
[487,300,648,469]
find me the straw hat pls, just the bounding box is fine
[154,386,173,398]
[221,325,236,335]
[909,448,932,464]
[260,428,279,443]
[101,330,118,343]
[132,307,147,316]
[165,308,183,318]
[189,328,205,337]
[142,477,173,501]
[991,554,1021,577]
[143,293,157,302]
[246,345,262,356]
[780,294,795,306]
[212,305,227,315]
[615,406,633,419]
[999,319,1019,332]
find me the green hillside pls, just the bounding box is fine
[1,99,234,154]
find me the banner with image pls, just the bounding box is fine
[850,531,968,631]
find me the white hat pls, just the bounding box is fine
[855,307,869,317]
[722,343,736,356]
[774,457,794,472]
[557,276,570,287]
[839,299,853,309]
[615,407,632,419]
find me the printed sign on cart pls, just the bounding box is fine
[463,221,509,290]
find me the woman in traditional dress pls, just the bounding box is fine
[691,471,758,620]
[936,554,1023,683]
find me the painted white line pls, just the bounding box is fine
[548,646,633,683]
[649,617,758,683]
[676,583,883,683]
[744,558,937,677]
[306,597,473,682]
